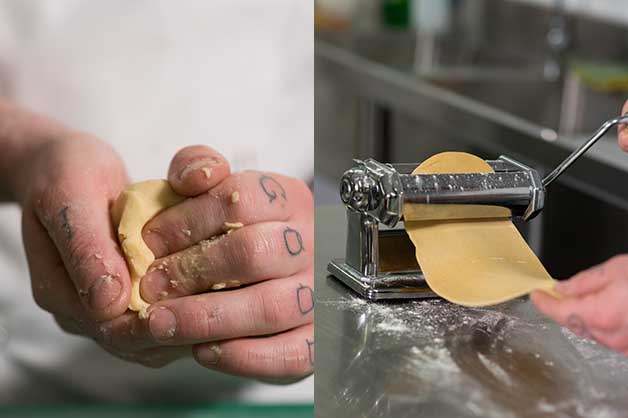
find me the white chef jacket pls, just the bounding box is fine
[0,0,313,403]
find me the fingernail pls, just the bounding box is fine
[88,274,121,310]
[178,158,220,181]
[149,307,178,341]
[198,344,221,366]
[143,270,172,303]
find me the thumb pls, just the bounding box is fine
[34,178,131,321]
[167,145,230,197]
[554,255,626,297]
[553,264,610,297]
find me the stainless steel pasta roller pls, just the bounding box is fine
[328,114,628,300]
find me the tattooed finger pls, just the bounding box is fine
[193,323,314,379]
[259,174,287,203]
[283,227,304,256]
[141,221,312,302]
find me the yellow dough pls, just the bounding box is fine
[402,152,511,221]
[111,180,185,312]
[403,152,557,307]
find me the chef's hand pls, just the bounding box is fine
[3,102,196,368]
[50,144,314,381]
[531,99,628,355]
[13,100,313,380]
[22,135,133,321]
[531,256,628,354]
[134,145,315,381]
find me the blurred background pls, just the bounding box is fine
[315,0,628,279]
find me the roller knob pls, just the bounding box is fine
[339,168,379,212]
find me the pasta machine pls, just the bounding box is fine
[328,115,628,300]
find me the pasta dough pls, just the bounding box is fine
[111,180,185,312]
[403,152,557,307]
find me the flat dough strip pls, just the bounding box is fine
[404,152,511,221]
[403,204,510,222]
[403,152,557,306]
[111,180,185,312]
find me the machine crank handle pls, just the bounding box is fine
[542,114,628,187]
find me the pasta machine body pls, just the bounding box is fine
[327,115,628,300]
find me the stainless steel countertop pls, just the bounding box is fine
[315,206,628,418]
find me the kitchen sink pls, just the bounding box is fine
[317,29,626,136]
[316,30,534,75]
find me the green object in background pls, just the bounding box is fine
[381,0,410,29]
[0,403,314,418]
[571,60,628,93]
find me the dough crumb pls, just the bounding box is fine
[206,345,222,364]
[99,324,111,339]
[181,228,192,237]
[99,274,114,282]
[199,239,215,251]
[231,191,240,204]
[211,282,226,290]
[94,253,103,260]
[138,308,149,320]
[223,221,244,231]
[158,291,169,300]
[180,159,219,181]
[228,280,241,287]
[169,280,179,288]
[179,249,210,280]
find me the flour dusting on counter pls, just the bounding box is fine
[320,294,628,418]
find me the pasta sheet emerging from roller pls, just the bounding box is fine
[404,152,557,307]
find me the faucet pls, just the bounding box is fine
[411,0,454,72]
[544,0,570,81]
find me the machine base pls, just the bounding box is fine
[327,259,437,300]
